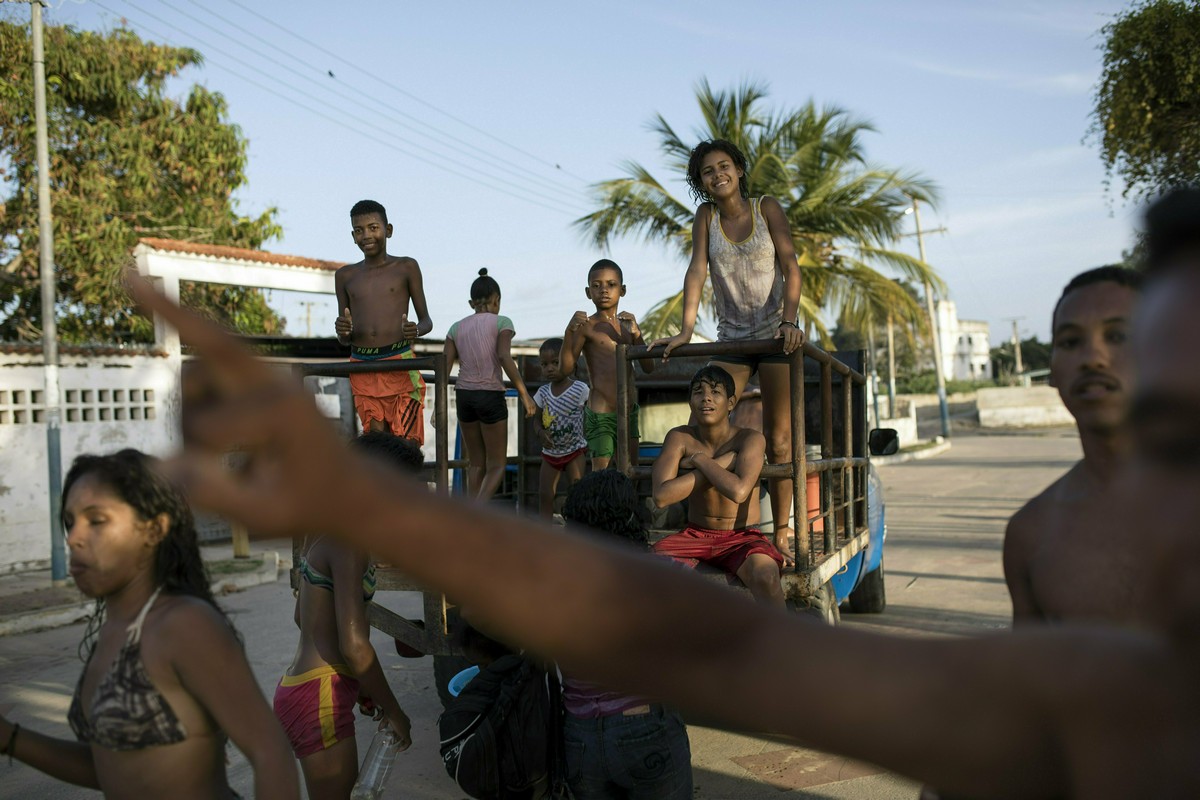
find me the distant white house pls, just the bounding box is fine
[934,299,992,382]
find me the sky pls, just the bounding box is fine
[32,0,1138,346]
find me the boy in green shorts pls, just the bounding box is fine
[560,259,654,470]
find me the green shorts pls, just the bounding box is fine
[583,405,640,459]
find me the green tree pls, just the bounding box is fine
[575,80,945,341]
[1092,0,1200,200]
[0,20,282,343]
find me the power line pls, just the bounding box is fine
[219,0,592,184]
[166,0,588,205]
[96,0,582,216]
[117,0,587,212]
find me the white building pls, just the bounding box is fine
[934,299,991,382]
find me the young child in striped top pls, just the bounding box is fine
[533,337,589,519]
[445,269,536,501]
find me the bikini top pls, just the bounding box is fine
[299,538,377,603]
[68,587,189,750]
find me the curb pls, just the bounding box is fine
[873,439,952,466]
[0,552,281,637]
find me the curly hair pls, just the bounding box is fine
[562,470,649,549]
[353,430,424,474]
[63,449,230,660]
[685,139,749,204]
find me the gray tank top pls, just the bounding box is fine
[708,197,785,341]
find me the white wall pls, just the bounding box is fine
[977,386,1073,428]
[0,352,180,573]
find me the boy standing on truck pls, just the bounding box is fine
[560,259,653,470]
[651,365,787,607]
[1003,266,1143,625]
[334,199,433,444]
[533,337,589,519]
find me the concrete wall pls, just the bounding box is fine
[0,352,181,573]
[976,386,1073,428]
[877,399,918,448]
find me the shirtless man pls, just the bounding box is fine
[334,199,433,443]
[560,259,653,470]
[125,188,1200,797]
[651,366,786,607]
[1003,266,1143,625]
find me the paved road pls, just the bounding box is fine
[0,431,1080,798]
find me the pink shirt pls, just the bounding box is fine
[447,313,514,391]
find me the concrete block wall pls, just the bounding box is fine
[977,386,1073,428]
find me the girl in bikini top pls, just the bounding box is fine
[0,450,297,798]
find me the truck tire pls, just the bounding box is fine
[848,560,886,614]
[798,582,840,625]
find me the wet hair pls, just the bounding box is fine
[1051,266,1144,330]
[62,449,229,660]
[562,470,649,549]
[353,430,424,474]
[349,199,388,226]
[540,337,564,356]
[686,138,749,204]
[470,267,501,304]
[588,258,623,284]
[689,364,736,399]
[1143,188,1200,278]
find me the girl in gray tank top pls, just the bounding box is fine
[648,138,805,566]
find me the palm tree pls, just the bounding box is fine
[575,80,946,342]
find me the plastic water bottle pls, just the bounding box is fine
[350,727,400,800]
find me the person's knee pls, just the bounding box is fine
[765,427,792,461]
[747,560,782,594]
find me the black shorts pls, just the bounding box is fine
[709,351,791,376]
[456,389,508,425]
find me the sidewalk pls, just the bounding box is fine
[0,537,293,637]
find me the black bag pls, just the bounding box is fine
[438,654,565,800]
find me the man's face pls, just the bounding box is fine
[689,379,733,423]
[1050,281,1138,434]
[585,268,625,311]
[351,213,391,257]
[1123,270,1200,638]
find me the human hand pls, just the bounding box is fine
[335,307,353,340]
[358,694,383,721]
[401,314,419,341]
[774,529,796,568]
[384,708,413,752]
[774,322,805,354]
[567,311,589,335]
[617,311,641,340]
[522,395,537,418]
[648,331,692,360]
[126,275,378,538]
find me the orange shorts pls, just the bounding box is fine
[349,345,426,444]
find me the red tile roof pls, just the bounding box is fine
[137,238,342,272]
[0,343,170,358]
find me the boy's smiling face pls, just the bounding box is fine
[585,267,625,312]
[351,212,392,257]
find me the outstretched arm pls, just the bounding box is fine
[497,328,535,418]
[651,208,711,357]
[130,278,1073,798]
[761,197,804,352]
[0,714,98,789]
[560,313,589,376]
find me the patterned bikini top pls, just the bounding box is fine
[299,538,377,603]
[68,587,189,750]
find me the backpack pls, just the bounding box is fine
[438,654,566,800]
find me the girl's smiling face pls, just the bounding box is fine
[63,473,164,598]
[700,150,743,200]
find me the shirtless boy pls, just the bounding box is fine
[651,366,786,607]
[1003,266,1143,625]
[334,199,433,444]
[560,259,653,470]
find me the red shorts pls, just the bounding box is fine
[349,349,426,444]
[541,447,586,472]
[652,525,784,575]
[273,665,360,758]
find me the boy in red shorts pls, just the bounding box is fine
[651,365,787,607]
[334,199,433,444]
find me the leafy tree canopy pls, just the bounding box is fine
[0,19,282,343]
[1092,0,1200,200]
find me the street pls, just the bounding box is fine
[0,431,1080,798]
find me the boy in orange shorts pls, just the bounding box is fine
[335,199,433,444]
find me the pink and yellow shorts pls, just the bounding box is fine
[273,665,360,758]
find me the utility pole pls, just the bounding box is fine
[886,311,897,419]
[909,198,951,439]
[1008,317,1025,375]
[299,300,319,337]
[23,0,67,583]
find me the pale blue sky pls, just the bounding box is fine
[43,0,1137,344]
